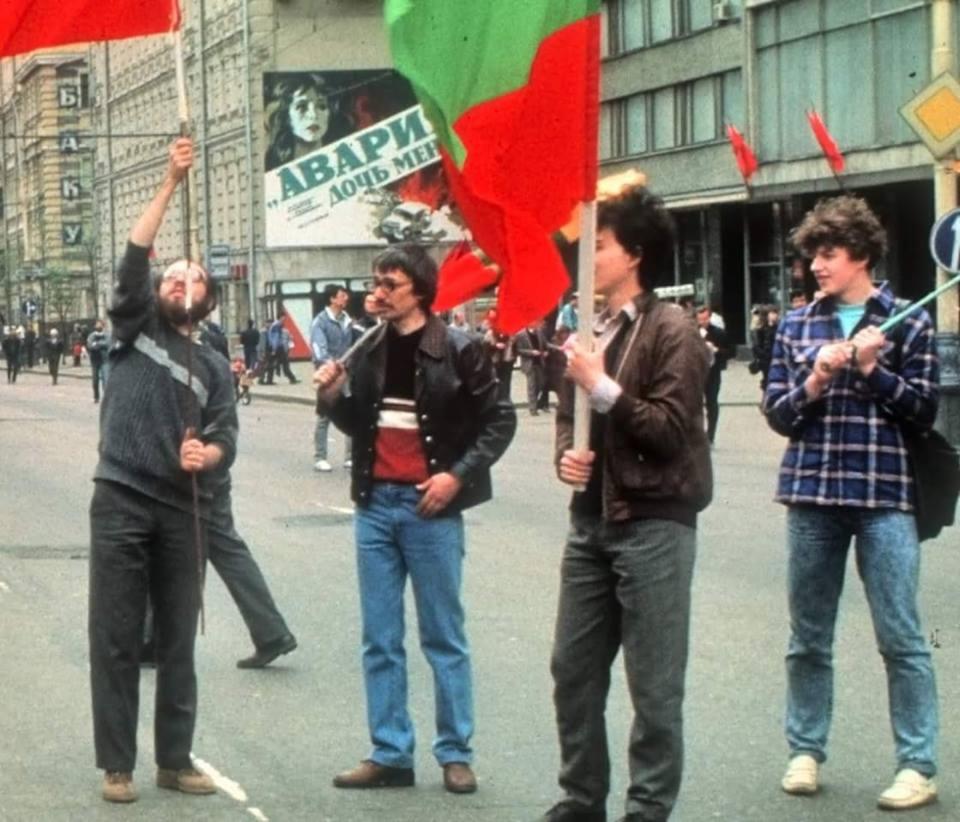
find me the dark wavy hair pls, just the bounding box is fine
[372,244,437,311]
[790,195,887,267]
[597,185,676,291]
[264,74,334,168]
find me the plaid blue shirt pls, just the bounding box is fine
[763,283,939,511]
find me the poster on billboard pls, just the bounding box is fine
[263,69,464,248]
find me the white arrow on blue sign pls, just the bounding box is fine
[929,207,960,273]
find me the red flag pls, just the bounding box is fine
[433,242,500,313]
[806,110,845,174]
[1,0,181,57]
[726,124,758,182]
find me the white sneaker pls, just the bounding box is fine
[877,769,937,810]
[781,754,819,795]
[314,459,332,472]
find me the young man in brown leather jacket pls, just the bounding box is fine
[542,186,712,822]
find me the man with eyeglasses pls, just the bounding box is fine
[88,138,237,804]
[315,243,516,796]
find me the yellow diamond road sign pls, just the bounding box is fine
[901,72,960,158]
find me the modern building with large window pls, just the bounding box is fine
[600,0,949,348]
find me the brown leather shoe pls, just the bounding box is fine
[333,760,415,789]
[102,771,137,803]
[442,762,477,794]
[156,767,216,795]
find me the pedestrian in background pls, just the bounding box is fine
[556,292,579,333]
[24,324,37,368]
[764,195,940,811]
[315,243,516,796]
[268,315,299,385]
[45,328,64,385]
[352,292,381,339]
[86,320,112,403]
[310,284,352,472]
[257,319,273,384]
[543,185,712,822]
[749,306,779,392]
[515,321,549,415]
[696,304,732,445]
[3,326,21,383]
[484,328,516,403]
[239,319,260,371]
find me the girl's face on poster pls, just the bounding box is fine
[289,86,329,145]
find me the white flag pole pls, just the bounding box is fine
[572,200,596,461]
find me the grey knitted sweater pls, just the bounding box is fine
[93,243,237,515]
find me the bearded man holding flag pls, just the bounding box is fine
[89,138,237,804]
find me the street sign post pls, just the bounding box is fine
[929,207,960,273]
[206,244,231,281]
[900,72,960,159]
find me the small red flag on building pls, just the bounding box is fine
[726,124,758,182]
[806,109,845,174]
[1,0,181,57]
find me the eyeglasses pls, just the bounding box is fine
[162,267,206,284]
[366,276,412,294]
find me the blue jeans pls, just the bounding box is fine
[355,483,471,768]
[785,506,938,776]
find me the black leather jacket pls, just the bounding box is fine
[324,315,517,512]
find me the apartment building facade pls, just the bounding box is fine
[601,0,948,349]
[0,51,95,329]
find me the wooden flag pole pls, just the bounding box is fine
[572,200,597,463]
[173,20,206,634]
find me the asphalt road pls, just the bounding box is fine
[0,364,957,822]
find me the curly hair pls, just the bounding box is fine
[789,195,887,267]
[597,185,676,291]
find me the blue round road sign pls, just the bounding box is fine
[929,207,960,273]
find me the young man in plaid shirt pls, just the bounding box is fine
[764,196,940,811]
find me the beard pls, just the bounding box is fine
[158,293,208,327]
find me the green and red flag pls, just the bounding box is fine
[386,0,601,333]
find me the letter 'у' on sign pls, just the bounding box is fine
[900,71,960,159]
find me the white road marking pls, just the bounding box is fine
[247,809,269,822]
[314,503,355,514]
[0,580,10,593]
[191,756,248,802]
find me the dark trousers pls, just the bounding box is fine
[88,481,204,772]
[243,345,257,371]
[495,362,514,403]
[91,361,105,401]
[273,348,297,383]
[48,357,60,385]
[143,497,291,651]
[704,368,722,444]
[208,501,290,649]
[6,359,18,383]
[551,514,696,821]
[524,365,544,413]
